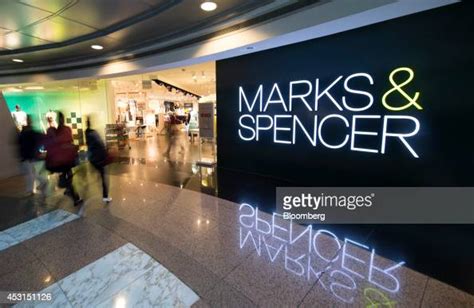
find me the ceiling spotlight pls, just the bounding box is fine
[201,1,217,11]
[91,45,104,50]
[12,58,24,63]
[7,87,23,93]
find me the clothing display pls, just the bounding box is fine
[112,80,202,141]
[11,108,27,130]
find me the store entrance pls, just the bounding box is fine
[1,61,218,194]
[106,61,217,167]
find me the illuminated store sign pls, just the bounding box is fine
[239,203,405,304]
[238,67,422,158]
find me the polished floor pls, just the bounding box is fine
[16,241,198,307]
[0,136,472,307]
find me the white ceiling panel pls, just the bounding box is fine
[20,16,96,42]
[0,1,52,30]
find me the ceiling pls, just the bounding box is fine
[155,62,215,96]
[106,61,215,96]
[0,0,320,76]
[0,61,216,96]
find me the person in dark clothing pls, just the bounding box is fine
[85,117,111,203]
[45,112,82,205]
[18,115,47,195]
[164,110,186,158]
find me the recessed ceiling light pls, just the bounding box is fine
[24,86,44,90]
[200,1,217,11]
[12,58,23,63]
[91,45,104,50]
[6,87,23,92]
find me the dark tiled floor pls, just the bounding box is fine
[0,136,472,306]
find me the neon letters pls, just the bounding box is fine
[239,203,405,304]
[238,67,423,158]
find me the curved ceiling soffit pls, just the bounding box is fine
[0,0,323,77]
[0,0,183,56]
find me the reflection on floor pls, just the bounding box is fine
[15,243,198,307]
[118,135,216,165]
[0,174,471,306]
[0,136,472,306]
[102,137,474,296]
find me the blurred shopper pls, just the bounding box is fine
[185,111,191,140]
[18,115,47,196]
[163,110,186,158]
[45,112,82,205]
[85,116,112,203]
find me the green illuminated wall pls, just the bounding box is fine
[3,81,109,142]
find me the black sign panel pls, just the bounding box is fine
[217,2,474,186]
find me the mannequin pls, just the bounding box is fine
[45,109,57,128]
[11,105,27,131]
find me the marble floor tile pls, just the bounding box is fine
[57,243,156,307]
[96,262,199,308]
[0,231,19,251]
[421,278,474,307]
[191,299,211,308]
[86,212,208,290]
[89,213,220,297]
[15,283,72,308]
[1,209,79,250]
[39,229,127,281]
[110,220,185,268]
[16,243,201,308]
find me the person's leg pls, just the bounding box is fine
[180,132,186,152]
[64,169,81,204]
[33,161,47,195]
[96,164,108,199]
[164,130,173,157]
[23,161,34,194]
[62,171,71,196]
[164,140,171,156]
[170,130,180,155]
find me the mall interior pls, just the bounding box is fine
[0,0,473,307]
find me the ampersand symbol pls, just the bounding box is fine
[382,67,422,111]
[364,288,397,308]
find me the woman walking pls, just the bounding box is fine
[45,112,82,206]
